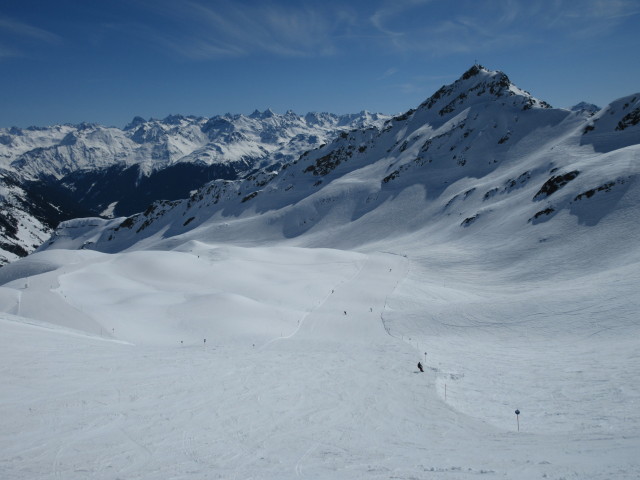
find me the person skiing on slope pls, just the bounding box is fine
[417,362,424,372]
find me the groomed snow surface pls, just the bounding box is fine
[1,239,638,479]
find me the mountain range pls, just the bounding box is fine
[0,110,389,264]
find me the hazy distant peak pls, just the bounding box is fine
[249,109,277,119]
[571,102,601,115]
[162,114,187,125]
[124,116,147,131]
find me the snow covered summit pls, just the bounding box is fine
[419,64,551,117]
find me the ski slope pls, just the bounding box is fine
[1,240,638,479]
[2,66,639,478]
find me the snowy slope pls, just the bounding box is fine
[0,176,51,261]
[1,66,639,479]
[1,241,638,479]
[0,125,74,165]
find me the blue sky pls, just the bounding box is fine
[1,0,639,127]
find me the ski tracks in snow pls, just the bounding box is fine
[284,251,410,344]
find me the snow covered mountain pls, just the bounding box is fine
[0,110,389,264]
[1,110,389,179]
[43,65,639,258]
[1,65,639,479]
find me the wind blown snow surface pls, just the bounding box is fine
[1,235,638,479]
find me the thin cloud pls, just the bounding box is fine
[0,15,62,60]
[367,0,639,55]
[556,0,640,20]
[137,0,354,59]
[370,0,504,54]
[379,67,399,80]
[155,35,247,60]
[0,16,62,45]
[537,0,640,38]
[370,0,433,35]
[390,72,459,95]
[0,44,20,58]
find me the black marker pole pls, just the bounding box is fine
[515,409,520,432]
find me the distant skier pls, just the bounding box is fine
[417,362,424,373]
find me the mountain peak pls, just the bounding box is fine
[124,116,147,131]
[418,65,551,117]
[571,102,601,115]
[249,109,277,119]
[460,63,488,80]
[162,114,186,125]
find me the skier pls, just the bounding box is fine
[417,361,424,372]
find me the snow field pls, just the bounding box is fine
[383,246,640,442]
[1,245,367,346]
[1,241,639,479]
